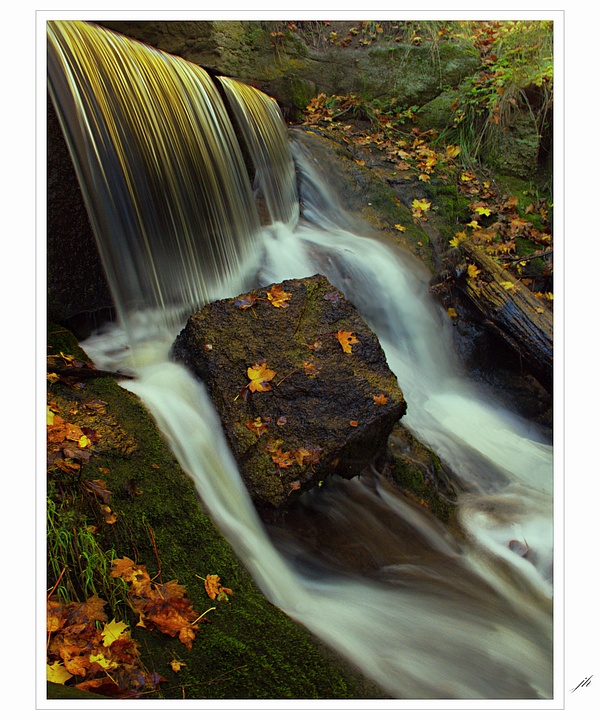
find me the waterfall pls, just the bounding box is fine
[47,20,262,341]
[48,21,554,700]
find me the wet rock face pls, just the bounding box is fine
[172,274,406,512]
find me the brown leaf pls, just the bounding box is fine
[204,574,234,601]
[271,447,295,469]
[266,285,291,308]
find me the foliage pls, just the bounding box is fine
[443,21,553,166]
[300,42,553,297]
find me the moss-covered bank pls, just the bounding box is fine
[46,325,387,700]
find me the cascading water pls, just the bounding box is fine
[48,20,554,700]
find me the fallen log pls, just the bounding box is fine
[456,241,553,392]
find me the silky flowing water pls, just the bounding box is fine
[48,20,554,700]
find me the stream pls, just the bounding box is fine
[49,19,554,700]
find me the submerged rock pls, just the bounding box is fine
[172,274,406,512]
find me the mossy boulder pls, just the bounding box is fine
[172,275,407,513]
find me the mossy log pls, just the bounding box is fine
[458,241,553,391]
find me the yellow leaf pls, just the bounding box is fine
[266,285,291,308]
[78,434,91,448]
[336,330,360,354]
[449,231,467,248]
[47,407,55,426]
[247,363,276,392]
[394,224,406,232]
[101,618,129,647]
[535,306,545,314]
[446,144,461,158]
[170,659,186,672]
[47,661,73,685]
[418,173,430,182]
[412,198,431,213]
[89,652,118,670]
[446,307,458,318]
[500,281,515,290]
[47,372,60,384]
[466,220,480,229]
[467,264,480,278]
[474,206,491,216]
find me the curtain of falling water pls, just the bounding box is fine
[219,75,299,228]
[47,20,262,341]
[48,20,554,700]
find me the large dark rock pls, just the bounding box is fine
[172,275,407,512]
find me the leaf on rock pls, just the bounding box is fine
[336,330,360,354]
[373,393,389,405]
[267,285,291,308]
[302,360,320,377]
[271,447,295,469]
[245,416,270,437]
[234,294,258,310]
[293,447,312,466]
[247,363,276,392]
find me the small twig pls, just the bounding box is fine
[276,368,299,387]
[191,607,216,625]
[507,249,553,264]
[47,365,135,380]
[47,566,67,600]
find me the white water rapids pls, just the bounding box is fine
[82,143,553,701]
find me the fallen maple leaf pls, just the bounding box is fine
[234,294,258,310]
[412,198,431,213]
[302,360,320,377]
[336,330,360,354]
[47,661,73,685]
[170,659,186,672]
[349,420,359,427]
[373,393,389,405]
[467,264,481,278]
[245,416,270,437]
[247,363,276,392]
[102,619,129,647]
[204,574,234,601]
[271,447,295,469]
[267,285,291,308]
[446,144,461,158]
[293,447,312,466]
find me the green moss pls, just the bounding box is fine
[388,428,456,526]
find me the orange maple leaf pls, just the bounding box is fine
[373,393,389,405]
[336,330,360,354]
[271,447,295,469]
[245,416,270,437]
[293,447,312,466]
[204,574,234,601]
[247,363,276,392]
[266,285,291,308]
